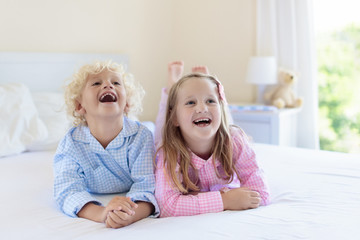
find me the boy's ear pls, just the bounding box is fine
[124,102,130,114]
[75,100,86,115]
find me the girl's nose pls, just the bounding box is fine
[196,103,208,113]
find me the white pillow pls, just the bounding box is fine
[28,92,71,151]
[0,83,48,157]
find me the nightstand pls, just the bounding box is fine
[229,104,300,147]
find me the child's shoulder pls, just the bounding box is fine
[124,117,154,139]
[229,125,252,149]
[66,125,91,143]
[229,125,247,139]
[55,126,84,155]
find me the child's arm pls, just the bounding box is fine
[232,128,270,205]
[77,203,106,222]
[78,196,137,224]
[53,135,103,218]
[155,151,223,217]
[126,126,160,217]
[220,187,261,210]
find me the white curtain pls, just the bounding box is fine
[256,0,319,149]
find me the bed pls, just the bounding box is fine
[1,52,360,240]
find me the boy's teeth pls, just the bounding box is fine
[100,93,116,102]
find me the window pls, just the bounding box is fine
[314,0,360,153]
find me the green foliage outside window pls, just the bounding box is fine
[317,24,360,153]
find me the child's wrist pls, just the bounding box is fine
[100,207,109,223]
[220,191,229,210]
[77,202,107,223]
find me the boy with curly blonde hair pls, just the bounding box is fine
[54,60,158,228]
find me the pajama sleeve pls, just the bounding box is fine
[126,126,160,217]
[53,135,101,217]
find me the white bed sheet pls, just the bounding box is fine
[1,144,359,240]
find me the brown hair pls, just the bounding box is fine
[159,73,241,193]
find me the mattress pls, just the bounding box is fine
[1,144,359,240]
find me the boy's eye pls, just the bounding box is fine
[113,81,121,85]
[92,82,101,86]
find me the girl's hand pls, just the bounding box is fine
[221,187,261,210]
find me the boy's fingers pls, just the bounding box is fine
[112,209,132,220]
[106,215,117,228]
[117,203,135,215]
[122,200,135,209]
[125,197,138,209]
[108,211,122,223]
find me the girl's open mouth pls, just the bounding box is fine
[193,118,212,126]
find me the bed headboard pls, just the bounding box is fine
[0,52,128,92]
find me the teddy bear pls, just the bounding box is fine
[264,69,303,109]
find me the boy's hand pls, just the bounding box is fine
[105,201,154,229]
[221,187,261,210]
[101,196,138,224]
[105,209,136,228]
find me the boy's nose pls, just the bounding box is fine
[103,81,114,89]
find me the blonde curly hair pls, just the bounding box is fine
[64,60,145,126]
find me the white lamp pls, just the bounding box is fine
[246,56,277,104]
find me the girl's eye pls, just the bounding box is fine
[113,81,121,85]
[207,99,216,103]
[92,82,101,86]
[186,100,195,105]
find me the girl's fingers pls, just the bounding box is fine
[251,197,261,204]
[250,203,260,209]
[250,191,260,197]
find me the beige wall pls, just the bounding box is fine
[0,0,256,121]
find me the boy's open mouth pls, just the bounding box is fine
[193,118,212,126]
[99,92,117,103]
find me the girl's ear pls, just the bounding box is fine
[75,99,86,115]
[173,120,180,127]
[172,112,180,127]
